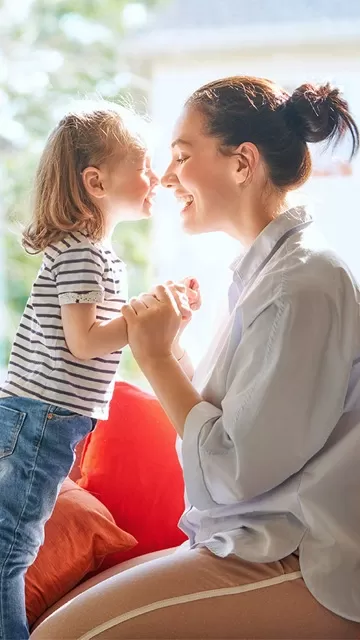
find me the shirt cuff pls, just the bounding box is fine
[182,401,222,510]
[58,291,104,305]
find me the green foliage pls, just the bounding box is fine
[1,0,160,381]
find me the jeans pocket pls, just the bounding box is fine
[48,405,80,419]
[0,406,26,459]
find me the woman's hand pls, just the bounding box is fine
[168,277,202,342]
[122,283,201,436]
[184,277,201,312]
[121,285,192,365]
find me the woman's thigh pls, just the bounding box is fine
[31,547,360,640]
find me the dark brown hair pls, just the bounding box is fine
[186,77,359,190]
[23,101,147,253]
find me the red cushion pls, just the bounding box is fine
[69,437,86,482]
[78,381,187,566]
[25,478,136,627]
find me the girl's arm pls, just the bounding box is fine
[53,239,199,361]
[61,303,128,360]
[52,243,128,360]
[61,279,198,362]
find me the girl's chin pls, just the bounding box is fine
[117,203,153,221]
[141,204,153,218]
[142,197,154,216]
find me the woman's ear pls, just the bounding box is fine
[234,142,260,185]
[82,167,106,199]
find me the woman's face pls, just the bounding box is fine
[161,107,243,235]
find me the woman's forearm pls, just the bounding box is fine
[140,354,201,437]
[172,342,195,380]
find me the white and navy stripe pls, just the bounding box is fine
[1,232,127,419]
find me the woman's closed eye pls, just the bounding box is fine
[176,156,189,165]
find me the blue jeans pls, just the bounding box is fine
[0,396,94,639]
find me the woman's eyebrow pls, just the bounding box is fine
[171,138,193,148]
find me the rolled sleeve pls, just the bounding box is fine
[181,290,354,511]
[182,401,222,509]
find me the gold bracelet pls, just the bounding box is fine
[176,349,186,362]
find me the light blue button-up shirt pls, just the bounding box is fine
[180,206,360,621]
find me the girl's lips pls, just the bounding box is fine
[144,192,156,206]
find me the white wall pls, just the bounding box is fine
[148,45,360,364]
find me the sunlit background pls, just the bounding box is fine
[1,0,360,386]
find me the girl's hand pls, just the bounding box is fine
[121,285,191,365]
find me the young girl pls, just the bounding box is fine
[0,101,195,639]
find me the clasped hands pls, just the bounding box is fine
[121,277,201,365]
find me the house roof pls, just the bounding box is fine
[122,0,360,59]
[149,0,360,30]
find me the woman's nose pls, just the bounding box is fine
[161,166,179,189]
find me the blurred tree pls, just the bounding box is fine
[0,0,161,381]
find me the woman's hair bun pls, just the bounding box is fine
[285,82,359,157]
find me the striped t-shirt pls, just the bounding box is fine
[0,231,127,419]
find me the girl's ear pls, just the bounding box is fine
[82,167,106,199]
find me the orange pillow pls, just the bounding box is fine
[25,478,136,627]
[78,381,187,567]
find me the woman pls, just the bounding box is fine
[32,78,360,638]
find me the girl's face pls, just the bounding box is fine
[103,148,159,222]
[161,107,245,236]
[83,145,159,226]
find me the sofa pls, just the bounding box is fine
[27,381,187,633]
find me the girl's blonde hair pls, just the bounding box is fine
[23,101,147,253]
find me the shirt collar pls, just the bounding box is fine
[230,206,313,287]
